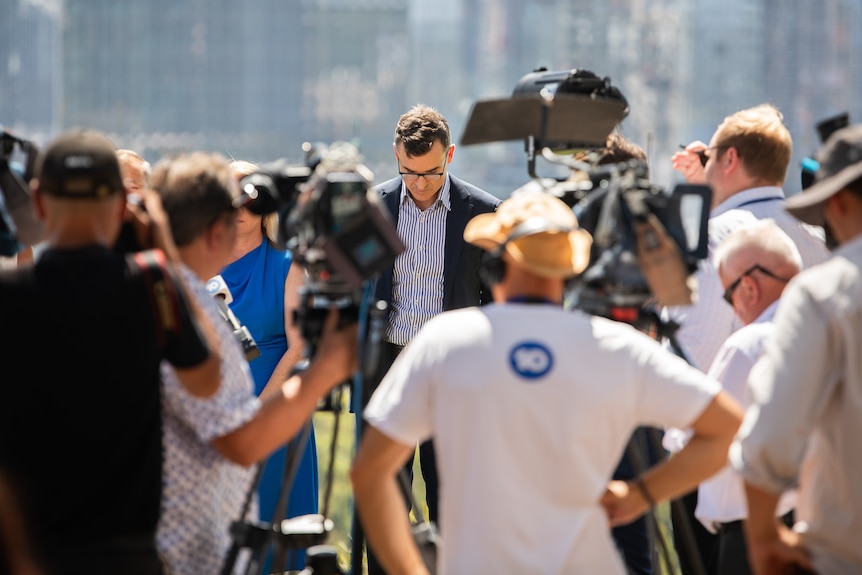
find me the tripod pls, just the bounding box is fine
[219,281,389,575]
[218,404,337,575]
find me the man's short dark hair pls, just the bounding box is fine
[394,103,451,157]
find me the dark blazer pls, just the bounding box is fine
[373,174,501,312]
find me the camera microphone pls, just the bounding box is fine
[206,274,261,362]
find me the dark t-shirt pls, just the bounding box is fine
[0,245,209,557]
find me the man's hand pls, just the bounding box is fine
[744,481,816,575]
[671,141,708,184]
[125,189,181,263]
[600,479,650,527]
[746,522,816,575]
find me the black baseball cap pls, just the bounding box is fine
[36,130,124,199]
[786,123,862,226]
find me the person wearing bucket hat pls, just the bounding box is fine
[0,129,224,575]
[351,189,744,575]
[731,123,862,575]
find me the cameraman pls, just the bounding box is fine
[0,130,223,575]
[150,152,358,575]
[351,191,743,575]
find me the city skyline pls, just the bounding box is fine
[2,0,860,198]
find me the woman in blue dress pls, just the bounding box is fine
[223,160,317,572]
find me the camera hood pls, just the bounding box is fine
[460,68,629,151]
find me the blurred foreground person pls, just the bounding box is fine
[351,191,743,575]
[0,130,222,575]
[151,151,358,575]
[733,124,862,575]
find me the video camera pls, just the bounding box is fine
[556,154,710,329]
[461,68,711,330]
[233,141,404,350]
[0,127,43,256]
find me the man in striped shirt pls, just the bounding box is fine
[365,103,500,575]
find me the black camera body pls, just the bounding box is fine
[0,128,43,256]
[562,158,711,328]
[236,141,404,349]
[461,68,711,329]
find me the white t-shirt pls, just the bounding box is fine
[365,302,721,575]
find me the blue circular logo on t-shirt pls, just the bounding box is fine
[509,341,553,380]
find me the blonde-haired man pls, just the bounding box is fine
[351,191,743,575]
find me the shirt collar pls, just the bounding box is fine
[711,186,786,218]
[399,174,452,211]
[753,299,780,324]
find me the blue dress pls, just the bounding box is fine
[222,240,318,571]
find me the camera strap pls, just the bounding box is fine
[126,249,181,350]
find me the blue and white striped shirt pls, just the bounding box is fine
[386,177,452,346]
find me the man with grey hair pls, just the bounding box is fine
[694,219,801,575]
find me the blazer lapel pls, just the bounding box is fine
[443,180,470,307]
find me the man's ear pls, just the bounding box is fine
[831,188,854,215]
[206,216,230,250]
[723,146,740,170]
[739,274,760,307]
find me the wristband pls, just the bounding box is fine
[633,477,656,509]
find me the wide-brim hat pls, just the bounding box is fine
[786,123,862,226]
[464,190,593,278]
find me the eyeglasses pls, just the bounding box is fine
[723,264,792,305]
[398,155,448,182]
[695,146,728,167]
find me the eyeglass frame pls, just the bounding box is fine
[397,151,450,182]
[695,145,729,167]
[723,264,792,305]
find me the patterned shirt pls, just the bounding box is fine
[157,265,261,575]
[385,177,451,346]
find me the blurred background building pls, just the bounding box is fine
[2,0,861,198]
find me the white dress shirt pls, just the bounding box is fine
[695,301,795,532]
